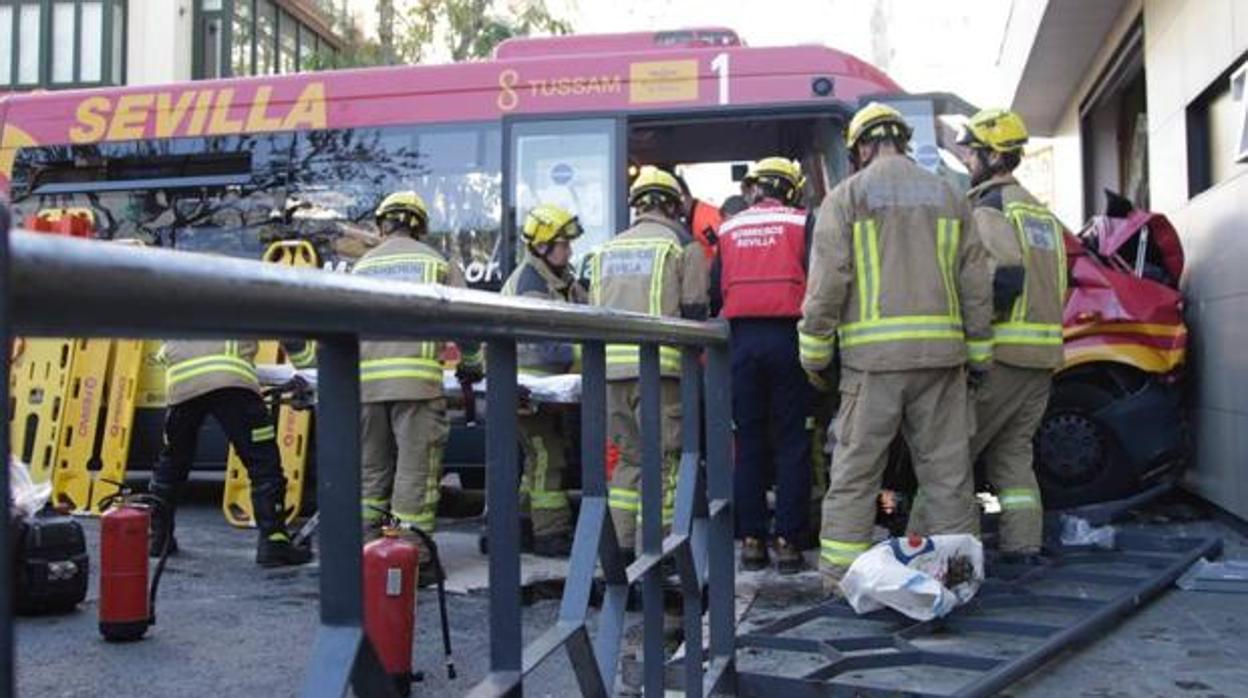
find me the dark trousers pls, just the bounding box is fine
[731,319,813,540]
[153,387,287,533]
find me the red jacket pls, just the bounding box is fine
[690,199,722,260]
[715,200,808,319]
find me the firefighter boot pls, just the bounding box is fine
[148,483,179,558]
[741,537,770,571]
[252,485,312,567]
[774,536,806,575]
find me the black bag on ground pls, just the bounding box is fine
[13,507,89,614]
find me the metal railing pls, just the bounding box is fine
[0,214,735,697]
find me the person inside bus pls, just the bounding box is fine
[674,172,722,262]
[352,191,484,586]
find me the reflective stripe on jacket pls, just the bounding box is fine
[969,176,1067,369]
[717,200,808,319]
[352,236,467,402]
[501,252,587,376]
[590,214,709,380]
[798,154,993,373]
[162,339,260,406]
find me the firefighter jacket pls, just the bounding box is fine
[713,198,809,319]
[798,153,993,373]
[591,214,710,380]
[501,251,587,376]
[968,175,1067,370]
[351,236,481,403]
[161,339,316,406]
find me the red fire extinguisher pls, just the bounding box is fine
[97,487,171,642]
[363,511,454,696]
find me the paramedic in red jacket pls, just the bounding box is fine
[710,157,812,575]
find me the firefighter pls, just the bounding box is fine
[149,338,317,566]
[709,157,813,574]
[500,203,587,557]
[799,103,993,594]
[593,166,710,555]
[909,109,1066,558]
[353,191,483,581]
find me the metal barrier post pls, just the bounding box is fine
[704,343,735,693]
[483,340,522,696]
[675,348,705,698]
[301,336,395,697]
[0,208,13,696]
[638,344,665,696]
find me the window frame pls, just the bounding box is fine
[202,0,336,78]
[0,0,125,90]
[1186,50,1248,198]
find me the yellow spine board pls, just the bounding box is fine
[52,339,112,510]
[87,340,143,514]
[222,239,318,528]
[10,338,76,483]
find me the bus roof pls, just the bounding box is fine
[493,27,744,59]
[0,34,900,178]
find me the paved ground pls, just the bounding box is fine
[14,488,1248,697]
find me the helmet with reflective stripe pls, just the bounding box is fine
[374,191,429,232]
[522,204,584,247]
[743,156,803,193]
[629,165,683,208]
[845,102,913,149]
[957,108,1029,153]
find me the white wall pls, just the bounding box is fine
[1142,0,1248,519]
[125,0,194,85]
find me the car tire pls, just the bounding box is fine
[1034,378,1137,509]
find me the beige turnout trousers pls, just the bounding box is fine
[519,411,572,538]
[360,398,449,533]
[910,364,1049,553]
[820,367,977,579]
[607,379,682,551]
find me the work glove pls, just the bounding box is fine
[967,364,990,392]
[455,361,484,385]
[806,370,830,392]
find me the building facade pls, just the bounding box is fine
[1001,0,1248,519]
[0,0,348,90]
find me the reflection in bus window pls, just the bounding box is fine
[9,123,504,285]
[289,124,502,284]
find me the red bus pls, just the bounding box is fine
[0,27,1185,510]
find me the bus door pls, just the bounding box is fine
[502,117,626,280]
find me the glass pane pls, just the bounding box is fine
[18,4,41,85]
[290,124,504,283]
[279,11,295,73]
[80,2,102,82]
[111,2,122,83]
[231,0,252,75]
[202,0,224,10]
[202,16,222,78]
[10,132,294,257]
[300,32,318,70]
[0,7,13,85]
[511,120,618,271]
[52,2,75,83]
[255,0,275,75]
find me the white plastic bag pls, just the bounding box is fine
[10,457,51,518]
[1059,514,1115,549]
[840,534,984,621]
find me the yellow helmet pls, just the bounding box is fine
[374,191,429,232]
[743,157,806,203]
[629,165,683,208]
[522,204,583,247]
[845,102,912,149]
[957,108,1029,153]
